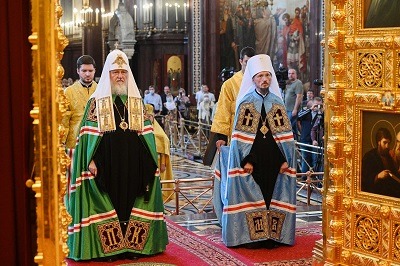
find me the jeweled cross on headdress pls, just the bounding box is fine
[112,54,127,68]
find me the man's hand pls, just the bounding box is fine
[280,162,289,173]
[243,162,253,174]
[377,170,391,180]
[88,160,97,176]
[216,139,226,152]
[160,163,166,173]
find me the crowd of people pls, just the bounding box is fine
[142,83,216,125]
[62,46,328,262]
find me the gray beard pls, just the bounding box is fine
[112,84,128,95]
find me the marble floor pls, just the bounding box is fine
[166,152,323,236]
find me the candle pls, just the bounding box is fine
[146,4,149,23]
[143,4,147,23]
[89,8,93,24]
[149,3,153,23]
[165,3,169,22]
[175,3,178,23]
[183,3,187,22]
[73,8,78,26]
[80,9,84,25]
[101,8,105,29]
[95,8,99,24]
[134,5,137,24]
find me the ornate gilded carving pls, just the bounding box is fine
[344,91,354,103]
[341,249,351,262]
[344,36,354,49]
[326,142,336,159]
[344,0,354,34]
[353,201,381,215]
[346,51,355,90]
[344,159,352,197]
[345,105,354,143]
[320,0,400,265]
[329,167,343,183]
[343,198,351,209]
[331,9,345,24]
[394,223,400,261]
[358,52,383,88]
[344,209,352,248]
[330,220,343,233]
[330,116,344,130]
[355,215,380,254]
[354,37,392,49]
[343,144,352,157]
[331,0,346,7]
[379,206,390,218]
[392,209,400,220]
[354,92,381,104]
[30,0,72,264]
[350,252,381,266]
[326,91,337,105]
[328,36,338,50]
[331,63,345,76]
[326,194,335,209]
[397,52,400,89]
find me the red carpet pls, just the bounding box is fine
[66,220,321,265]
[200,223,322,264]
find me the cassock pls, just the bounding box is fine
[214,90,297,247]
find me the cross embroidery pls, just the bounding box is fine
[273,111,284,126]
[112,54,127,68]
[244,111,253,126]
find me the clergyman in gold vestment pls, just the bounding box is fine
[204,47,255,165]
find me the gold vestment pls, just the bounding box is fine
[153,119,175,201]
[61,81,97,149]
[211,71,243,141]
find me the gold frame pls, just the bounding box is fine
[29,0,70,265]
[318,0,400,265]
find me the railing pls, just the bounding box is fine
[296,172,324,205]
[163,116,211,156]
[295,142,324,205]
[159,117,325,215]
[161,177,214,215]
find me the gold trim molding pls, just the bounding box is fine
[318,0,400,265]
[29,0,70,265]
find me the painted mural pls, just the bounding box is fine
[219,0,311,84]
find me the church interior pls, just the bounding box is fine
[1,0,400,265]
